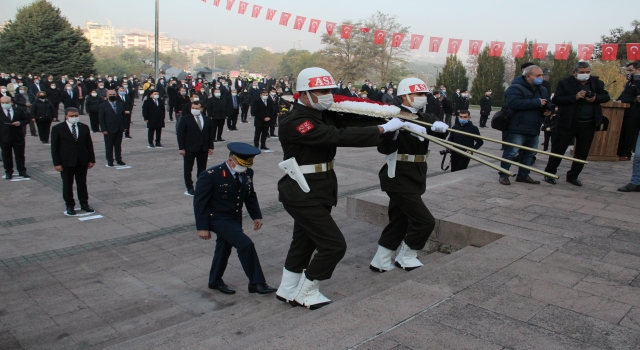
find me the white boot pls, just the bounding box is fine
[394,241,423,271]
[292,271,331,310]
[369,245,396,272]
[275,268,302,304]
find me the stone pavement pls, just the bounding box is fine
[0,104,638,349]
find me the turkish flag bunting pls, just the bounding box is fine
[225,0,235,11]
[626,43,640,60]
[266,8,277,20]
[293,16,306,30]
[251,5,262,18]
[202,0,206,3]
[410,35,424,50]
[468,40,483,55]
[308,19,321,33]
[489,41,505,57]
[533,43,548,59]
[238,1,248,14]
[326,21,336,35]
[391,33,405,48]
[555,44,571,60]
[341,25,354,39]
[512,42,526,58]
[429,37,442,52]
[601,44,618,61]
[578,44,594,60]
[360,27,370,33]
[279,12,292,26]
[213,0,220,6]
[447,38,462,54]
[373,30,387,45]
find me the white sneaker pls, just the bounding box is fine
[369,245,396,273]
[275,268,302,304]
[394,241,423,271]
[292,271,331,310]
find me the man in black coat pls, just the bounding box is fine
[118,87,134,139]
[616,61,640,161]
[248,81,262,118]
[267,88,280,138]
[167,81,179,121]
[51,107,96,215]
[479,89,493,128]
[447,110,483,171]
[206,89,227,142]
[142,90,165,148]
[1,96,30,179]
[439,93,454,126]
[226,90,240,131]
[177,101,214,195]
[98,90,126,167]
[61,84,78,109]
[252,89,273,151]
[74,80,87,115]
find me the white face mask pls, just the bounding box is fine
[232,164,247,173]
[307,91,334,111]
[191,109,201,116]
[409,95,428,110]
[193,97,199,101]
[1,103,11,109]
[1,89,6,93]
[232,93,237,96]
[91,93,97,97]
[68,117,79,124]
[214,93,221,97]
[576,73,590,82]
[261,95,268,101]
[66,87,72,90]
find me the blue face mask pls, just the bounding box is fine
[532,77,544,86]
[459,119,469,125]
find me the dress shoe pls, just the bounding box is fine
[499,177,510,186]
[116,161,126,166]
[147,144,155,148]
[18,173,30,178]
[107,161,114,167]
[5,173,12,180]
[66,206,77,215]
[260,147,270,150]
[80,204,95,213]
[186,189,195,196]
[217,139,225,142]
[155,143,164,148]
[248,283,277,295]
[544,176,557,185]
[516,176,540,184]
[124,136,132,139]
[208,283,235,294]
[618,183,640,192]
[567,178,582,186]
[619,156,631,161]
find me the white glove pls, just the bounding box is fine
[431,121,449,133]
[404,122,426,141]
[381,118,405,133]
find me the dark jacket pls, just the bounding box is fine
[46,87,62,105]
[447,121,484,151]
[61,89,78,109]
[176,94,190,113]
[206,96,227,120]
[239,91,251,105]
[118,94,133,114]
[14,92,34,114]
[479,96,492,115]
[30,99,56,121]
[85,95,102,114]
[552,75,611,130]
[226,94,240,117]
[505,75,549,136]
[440,97,454,114]
[0,107,28,143]
[618,81,640,129]
[177,112,214,152]
[252,98,275,127]
[50,122,95,167]
[98,100,125,133]
[142,98,166,129]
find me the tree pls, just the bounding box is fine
[513,40,542,77]
[471,46,506,107]
[278,49,320,78]
[93,47,150,77]
[548,44,578,93]
[595,20,640,60]
[0,0,95,76]
[436,55,468,92]
[590,60,627,99]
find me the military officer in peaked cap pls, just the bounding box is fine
[193,142,277,295]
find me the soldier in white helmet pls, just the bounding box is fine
[275,67,405,310]
[369,77,449,273]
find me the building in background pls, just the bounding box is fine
[83,21,116,47]
[121,33,178,53]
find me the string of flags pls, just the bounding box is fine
[201,0,640,61]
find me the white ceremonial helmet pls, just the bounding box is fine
[296,67,338,92]
[397,77,428,96]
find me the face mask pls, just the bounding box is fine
[66,87,72,90]
[90,77,94,80]
[232,164,247,173]
[191,109,201,116]
[1,89,6,93]
[193,97,199,101]
[98,86,104,89]
[200,89,205,93]
[11,80,16,84]
[108,96,117,101]
[409,96,428,109]
[381,89,386,93]
[18,83,23,86]
[388,91,393,95]
[67,117,79,124]
[50,85,56,89]
[532,77,544,86]
[152,94,159,99]
[180,91,186,95]
[216,85,220,88]
[261,95,268,101]
[576,74,590,82]
[307,91,333,111]
[91,93,97,97]
[119,91,126,96]
[231,93,237,96]
[459,119,469,125]
[1,103,11,109]
[214,93,221,97]
[108,78,112,81]
[35,80,40,84]
[123,85,128,88]
[270,92,276,96]
[487,92,492,96]
[442,89,446,92]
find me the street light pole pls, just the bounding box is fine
[154,0,159,81]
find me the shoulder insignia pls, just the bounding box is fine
[296,120,315,135]
[222,169,227,178]
[207,169,215,174]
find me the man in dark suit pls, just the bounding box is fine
[51,107,96,215]
[98,90,126,167]
[142,90,166,148]
[118,87,134,139]
[74,80,86,115]
[226,90,240,131]
[267,87,280,138]
[177,101,214,195]
[479,89,493,128]
[252,89,274,151]
[61,83,78,109]
[28,76,44,96]
[206,88,227,142]
[1,96,30,179]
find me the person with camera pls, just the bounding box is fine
[445,110,483,172]
[543,61,610,186]
[616,61,640,161]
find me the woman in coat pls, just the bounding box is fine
[142,89,166,148]
[45,83,62,122]
[29,91,57,143]
[239,88,251,123]
[85,89,103,133]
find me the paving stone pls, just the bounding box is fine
[542,251,639,285]
[620,307,640,332]
[573,276,640,308]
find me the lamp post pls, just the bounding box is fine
[154,0,159,81]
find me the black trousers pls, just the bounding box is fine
[1,142,26,174]
[22,117,37,137]
[479,113,489,127]
[254,126,269,148]
[77,98,85,114]
[450,154,471,172]
[209,216,266,286]
[618,112,638,157]
[282,204,346,281]
[88,112,100,132]
[52,102,60,120]
[35,120,52,142]
[184,150,208,190]
[240,105,249,121]
[61,164,88,207]
[148,128,162,145]
[103,132,123,162]
[379,192,435,251]
[212,119,225,140]
[226,109,239,130]
[542,130,552,151]
[444,113,452,127]
[544,122,595,180]
[269,116,278,136]
[124,113,132,137]
[168,101,177,118]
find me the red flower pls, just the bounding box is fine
[293,92,300,100]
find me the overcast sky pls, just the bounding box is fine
[3,0,638,62]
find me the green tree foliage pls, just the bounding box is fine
[436,55,468,92]
[93,47,151,76]
[278,49,321,79]
[0,0,95,76]
[595,20,640,60]
[548,44,578,92]
[471,46,505,107]
[197,47,282,76]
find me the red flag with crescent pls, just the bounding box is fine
[410,35,424,50]
[512,42,526,58]
[555,44,571,60]
[489,41,505,57]
[360,27,370,33]
[428,36,442,52]
[533,43,548,59]
[373,30,387,45]
[213,0,220,6]
[238,1,248,14]
[293,16,306,30]
[391,33,405,48]
[279,12,292,26]
[601,44,618,61]
[308,19,321,33]
[341,25,354,39]
[468,40,483,55]
[266,8,277,20]
[326,21,336,35]
[578,44,594,60]
[225,0,235,11]
[447,38,462,54]
[627,43,640,60]
[251,5,262,18]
